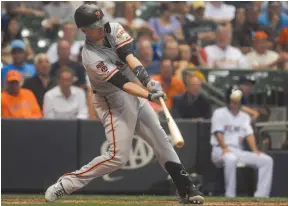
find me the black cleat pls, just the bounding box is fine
[176,185,205,204]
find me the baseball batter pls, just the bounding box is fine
[45,4,204,204]
[211,89,273,197]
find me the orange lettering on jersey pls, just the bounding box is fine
[117,29,125,38]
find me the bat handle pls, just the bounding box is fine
[159,97,169,115]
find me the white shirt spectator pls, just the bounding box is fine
[205,44,248,69]
[204,2,235,22]
[210,107,253,149]
[43,86,88,119]
[245,50,279,70]
[47,41,84,64]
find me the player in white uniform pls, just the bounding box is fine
[210,89,273,197]
[45,4,204,204]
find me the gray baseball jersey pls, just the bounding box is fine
[57,22,181,194]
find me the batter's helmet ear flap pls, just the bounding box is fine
[104,23,111,34]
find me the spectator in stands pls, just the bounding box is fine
[174,44,195,79]
[22,54,56,110]
[50,39,86,88]
[183,1,217,46]
[1,16,35,64]
[136,39,160,75]
[204,1,236,26]
[43,68,88,119]
[162,39,180,62]
[148,3,184,41]
[277,28,288,71]
[42,2,75,30]
[1,40,36,82]
[5,1,45,17]
[1,70,42,118]
[151,57,186,109]
[47,22,84,64]
[205,26,248,69]
[258,1,288,34]
[188,36,208,67]
[172,74,211,119]
[231,7,246,40]
[232,5,274,54]
[246,31,279,70]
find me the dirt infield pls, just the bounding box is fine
[2,198,288,206]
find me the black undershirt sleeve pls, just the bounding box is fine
[107,70,131,90]
[116,42,133,63]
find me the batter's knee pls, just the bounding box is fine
[223,153,237,166]
[111,149,130,168]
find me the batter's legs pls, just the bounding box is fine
[135,101,204,204]
[45,106,138,201]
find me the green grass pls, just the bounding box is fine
[2,194,288,206]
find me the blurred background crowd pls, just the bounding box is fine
[1,1,288,149]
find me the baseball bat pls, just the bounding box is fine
[159,97,184,148]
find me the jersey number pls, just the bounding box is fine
[96,62,108,73]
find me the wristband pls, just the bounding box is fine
[147,93,152,101]
[133,65,151,86]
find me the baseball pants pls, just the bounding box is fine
[211,146,273,197]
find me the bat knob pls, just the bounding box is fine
[176,141,184,148]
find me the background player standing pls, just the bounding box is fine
[45,4,204,205]
[210,89,273,197]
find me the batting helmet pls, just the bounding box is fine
[74,4,110,32]
[226,86,244,104]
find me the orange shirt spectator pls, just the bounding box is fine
[151,57,186,109]
[1,70,42,118]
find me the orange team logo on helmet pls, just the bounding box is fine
[95,11,101,19]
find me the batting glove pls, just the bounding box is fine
[147,91,167,102]
[147,79,163,92]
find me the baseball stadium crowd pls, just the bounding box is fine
[1,1,287,121]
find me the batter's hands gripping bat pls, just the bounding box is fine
[159,97,184,148]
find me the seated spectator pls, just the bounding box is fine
[5,1,45,17]
[47,22,84,64]
[43,68,88,119]
[1,40,36,82]
[22,54,56,110]
[151,57,186,110]
[204,1,236,26]
[42,2,75,30]
[136,39,160,75]
[258,1,288,34]
[187,36,208,68]
[277,28,288,71]
[245,31,279,70]
[148,3,184,40]
[232,5,274,54]
[1,70,42,118]
[162,39,180,62]
[172,74,211,119]
[174,44,195,79]
[259,1,288,14]
[210,89,273,197]
[205,26,248,69]
[50,39,86,88]
[183,1,217,46]
[1,16,35,64]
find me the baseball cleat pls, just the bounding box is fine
[45,181,67,202]
[176,187,205,204]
